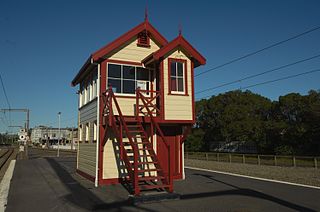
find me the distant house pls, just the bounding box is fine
[71,17,205,195]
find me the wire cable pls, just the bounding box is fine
[198,68,320,99]
[195,25,320,78]
[196,53,320,94]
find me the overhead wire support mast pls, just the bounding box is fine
[0,109,30,131]
[195,25,320,78]
[196,53,320,94]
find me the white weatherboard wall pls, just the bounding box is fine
[78,99,98,177]
[163,50,192,120]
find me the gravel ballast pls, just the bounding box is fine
[185,158,320,187]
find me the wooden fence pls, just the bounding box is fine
[185,152,319,168]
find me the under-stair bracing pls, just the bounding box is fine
[102,87,173,196]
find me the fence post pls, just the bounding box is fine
[258,155,260,165]
[242,154,245,164]
[315,157,318,169]
[205,153,208,161]
[274,156,277,166]
[217,153,220,162]
[293,156,296,167]
[229,154,232,163]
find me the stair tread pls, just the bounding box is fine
[139,184,170,190]
[137,168,161,173]
[139,176,165,181]
[136,161,158,165]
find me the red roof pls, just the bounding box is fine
[92,20,168,61]
[71,20,168,86]
[72,21,206,86]
[142,34,206,67]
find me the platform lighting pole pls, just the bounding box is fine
[57,112,61,157]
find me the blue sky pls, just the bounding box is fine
[0,0,320,133]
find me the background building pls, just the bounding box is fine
[31,126,78,150]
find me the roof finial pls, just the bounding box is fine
[145,1,148,22]
[179,22,182,36]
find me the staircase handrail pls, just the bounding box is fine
[136,88,173,192]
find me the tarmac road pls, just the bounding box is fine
[5,148,320,211]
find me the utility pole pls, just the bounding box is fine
[57,112,61,157]
[71,127,74,150]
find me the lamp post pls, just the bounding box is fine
[57,112,61,157]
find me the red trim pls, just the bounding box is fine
[76,169,95,182]
[106,59,142,66]
[157,119,194,124]
[99,178,122,185]
[98,60,107,185]
[160,61,165,120]
[167,58,188,96]
[92,21,168,61]
[191,61,195,122]
[143,35,206,68]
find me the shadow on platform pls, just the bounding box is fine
[45,157,156,212]
[181,173,316,212]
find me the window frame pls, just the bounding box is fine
[168,58,188,96]
[107,62,151,96]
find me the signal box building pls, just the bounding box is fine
[71,17,205,195]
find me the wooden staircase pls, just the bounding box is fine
[102,87,173,196]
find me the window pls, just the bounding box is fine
[107,64,150,95]
[79,89,83,108]
[85,123,89,143]
[169,60,186,94]
[86,82,90,103]
[79,125,83,142]
[93,121,97,143]
[93,73,97,98]
[137,30,150,47]
[89,80,93,101]
[79,82,85,107]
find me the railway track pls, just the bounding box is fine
[0,148,15,172]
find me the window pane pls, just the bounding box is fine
[178,78,184,92]
[171,77,177,91]
[108,64,121,78]
[177,62,184,77]
[108,79,121,93]
[137,67,149,80]
[123,66,135,79]
[170,62,176,77]
[123,80,135,94]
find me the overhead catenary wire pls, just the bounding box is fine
[196,53,320,94]
[198,68,320,100]
[195,25,320,78]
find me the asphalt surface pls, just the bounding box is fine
[5,148,320,211]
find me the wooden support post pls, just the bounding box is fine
[205,153,208,161]
[274,156,277,166]
[242,154,245,164]
[229,154,232,163]
[258,155,261,165]
[217,153,220,162]
[293,156,296,167]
